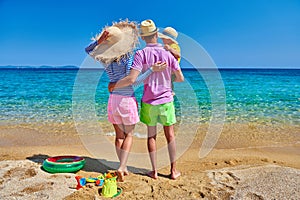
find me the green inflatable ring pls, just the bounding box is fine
[42,156,86,173]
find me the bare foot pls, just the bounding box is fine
[124,170,129,176]
[117,170,125,182]
[147,171,158,179]
[124,167,129,176]
[170,171,181,180]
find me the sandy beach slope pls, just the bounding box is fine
[0,122,299,199]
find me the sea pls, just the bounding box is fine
[0,68,299,126]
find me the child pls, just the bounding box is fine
[158,27,181,95]
[158,27,181,63]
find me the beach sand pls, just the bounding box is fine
[0,122,299,199]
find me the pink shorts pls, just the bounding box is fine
[107,94,139,125]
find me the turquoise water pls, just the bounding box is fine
[0,68,299,125]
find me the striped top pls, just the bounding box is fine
[105,55,135,96]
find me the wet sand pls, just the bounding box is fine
[0,122,299,199]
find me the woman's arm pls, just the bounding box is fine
[108,62,167,92]
[133,61,167,87]
[85,41,98,54]
[85,30,109,54]
[108,68,140,92]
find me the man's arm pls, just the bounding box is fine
[173,68,184,82]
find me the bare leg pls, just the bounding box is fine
[113,124,125,163]
[147,125,158,179]
[117,124,134,182]
[164,125,181,180]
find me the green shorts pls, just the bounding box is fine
[140,101,176,126]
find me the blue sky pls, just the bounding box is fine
[0,0,299,68]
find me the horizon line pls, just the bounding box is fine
[0,65,299,70]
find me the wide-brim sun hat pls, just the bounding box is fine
[139,19,158,37]
[158,27,178,44]
[89,20,139,65]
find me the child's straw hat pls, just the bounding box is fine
[158,27,178,44]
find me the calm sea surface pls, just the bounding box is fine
[0,68,299,125]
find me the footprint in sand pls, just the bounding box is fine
[3,167,37,180]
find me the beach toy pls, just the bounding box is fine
[75,176,86,190]
[42,155,85,173]
[100,172,122,197]
[95,175,105,186]
[86,177,98,183]
[105,172,117,179]
[86,175,105,186]
[95,178,104,186]
[74,172,122,197]
[75,175,105,190]
[101,176,118,197]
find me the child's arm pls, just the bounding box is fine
[164,44,181,60]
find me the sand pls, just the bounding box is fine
[0,160,76,200]
[0,122,299,199]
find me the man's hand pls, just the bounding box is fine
[108,82,116,93]
[151,61,168,72]
[97,30,109,44]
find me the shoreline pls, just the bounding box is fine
[1,122,299,166]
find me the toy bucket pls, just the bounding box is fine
[101,177,117,197]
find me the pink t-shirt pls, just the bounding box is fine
[131,43,180,105]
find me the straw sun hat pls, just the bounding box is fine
[89,20,139,65]
[158,27,178,44]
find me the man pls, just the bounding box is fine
[109,19,184,180]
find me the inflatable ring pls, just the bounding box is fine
[42,156,86,173]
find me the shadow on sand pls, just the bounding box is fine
[26,154,149,175]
